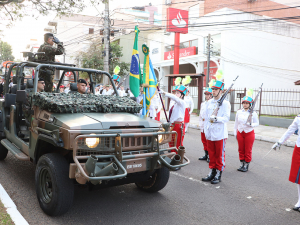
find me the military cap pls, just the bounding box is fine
[44,33,54,42]
[77,79,87,85]
[106,84,110,87]
[33,77,45,82]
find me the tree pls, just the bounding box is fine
[75,38,130,83]
[0,41,15,61]
[0,0,100,25]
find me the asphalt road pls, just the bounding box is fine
[0,129,299,225]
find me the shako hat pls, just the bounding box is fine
[176,85,188,95]
[112,74,120,82]
[204,87,212,94]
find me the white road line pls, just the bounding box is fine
[171,172,209,186]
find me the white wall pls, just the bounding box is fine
[221,29,300,89]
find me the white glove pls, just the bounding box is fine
[210,115,217,123]
[272,142,281,150]
[246,122,253,127]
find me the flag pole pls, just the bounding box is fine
[157,85,169,123]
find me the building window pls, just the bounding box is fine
[89,28,94,34]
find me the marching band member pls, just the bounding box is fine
[159,85,187,150]
[112,74,120,87]
[184,90,194,132]
[169,86,177,110]
[272,115,300,212]
[198,87,213,162]
[234,90,259,172]
[202,79,231,184]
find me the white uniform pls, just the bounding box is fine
[102,89,113,95]
[279,116,300,147]
[199,101,208,132]
[203,98,231,141]
[233,109,259,136]
[118,90,126,97]
[149,94,162,119]
[165,93,186,123]
[184,95,194,132]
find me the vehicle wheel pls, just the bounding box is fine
[135,167,170,193]
[0,141,8,160]
[35,153,74,216]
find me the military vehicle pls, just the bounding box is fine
[0,55,190,216]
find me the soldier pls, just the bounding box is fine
[77,79,87,94]
[202,80,231,184]
[37,33,64,92]
[184,90,194,132]
[102,84,113,95]
[198,87,213,162]
[234,94,259,172]
[272,115,300,212]
[159,85,187,150]
[37,78,45,92]
[112,75,120,87]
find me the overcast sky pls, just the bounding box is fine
[1,0,162,60]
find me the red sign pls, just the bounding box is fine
[164,46,196,60]
[166,8,189,34]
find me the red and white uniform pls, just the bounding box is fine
[234,109,259,163]
[165,92,186,150]
[203,97,231,171]
[199,101,208,151]
[278,115,300,184]
[184,95,194,131]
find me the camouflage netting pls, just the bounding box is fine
[33,92,142,113]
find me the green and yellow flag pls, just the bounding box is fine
[129,26,141,97]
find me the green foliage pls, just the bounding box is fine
[0,41,15,61]
[0,0,100,25]
[75,38,130,82]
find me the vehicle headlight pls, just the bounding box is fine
[158,128,165,143]
[85,134,99,148]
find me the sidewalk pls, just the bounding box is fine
[161,113,297,147]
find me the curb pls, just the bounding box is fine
[0,184,29,225]
[188,123,296,147]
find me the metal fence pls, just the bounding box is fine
[229,88,300,118]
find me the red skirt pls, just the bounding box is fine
[289,145,300,184]
[155,111,160,121]
[184,108,190,123]
[169,122,185,152]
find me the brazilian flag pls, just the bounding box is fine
[129,26,141,97]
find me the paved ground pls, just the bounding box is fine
[0,128,299,225]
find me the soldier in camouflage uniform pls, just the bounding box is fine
[37,33,64,92]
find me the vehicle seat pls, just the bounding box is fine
[69,83,78,93]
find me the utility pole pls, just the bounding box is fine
[206,34,211,87]
[103,0,110,84]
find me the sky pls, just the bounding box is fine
[0,0,162,60]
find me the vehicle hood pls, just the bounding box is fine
[51,112,161,130]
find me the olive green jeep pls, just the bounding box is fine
[0,60,189,216]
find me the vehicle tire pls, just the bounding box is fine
[35,153,74,216]
[135,167,170,193]
[0,141,8,160]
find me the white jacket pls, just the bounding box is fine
[165,93,186,123]
[203,98,231,141]
[279,116,300,147]
[199,101,208,132]
[184,96,194,114]
[233,109,259,136]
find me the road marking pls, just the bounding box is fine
[171,172,209,186]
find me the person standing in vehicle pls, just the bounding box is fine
[202,79,230,184]
[159,85,187,150]
[77,79,87,94]
[234,92,259,172]
[198,87,213,162]
[184,90,194,133]
[272,115,300,213]
[102,84,113,95]
[37,33,64,92]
